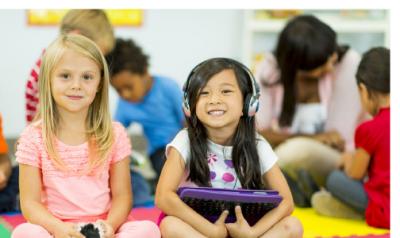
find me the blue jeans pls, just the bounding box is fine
[0,166,19,212]
[131,170,153,207]
[326,170,368,213]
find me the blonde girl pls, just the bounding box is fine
[12,34,160,238]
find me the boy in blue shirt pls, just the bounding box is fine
[106,38,185,184]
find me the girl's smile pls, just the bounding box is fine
[66,95,84,100]
[207,109,226,117]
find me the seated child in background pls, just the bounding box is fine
[106,38,185,184]
[312,47,390,229]
[155,58,303,238]
[0,113,19,212]
[12,34,160,238]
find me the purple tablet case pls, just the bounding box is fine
[177,187,282,225]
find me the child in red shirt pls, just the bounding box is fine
[311,47,390,229]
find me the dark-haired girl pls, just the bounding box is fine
[156,58,303,238]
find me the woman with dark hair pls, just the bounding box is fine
[255,15,365,207]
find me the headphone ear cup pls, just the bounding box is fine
[247,96,259,117]
[182,94,191,117]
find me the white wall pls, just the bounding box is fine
[0,9,244,137]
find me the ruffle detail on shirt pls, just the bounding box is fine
[16,122,131,177]
[16,124,42,167]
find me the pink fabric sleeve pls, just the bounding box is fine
[325,49,364,151]
[110,122,132,164]
[15,125,41,168]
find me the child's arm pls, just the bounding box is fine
[155,147,228,238]
[342,148,370,179]
[249,164,294,237]
[104,157,132,232]
[260,129,344,151]
[19,164,83,238]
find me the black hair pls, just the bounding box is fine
[356,47,390,95]
[275,15,348,127]
[105,38,149,78]
[185,58,263,189]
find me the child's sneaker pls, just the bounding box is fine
[311,190,364,220]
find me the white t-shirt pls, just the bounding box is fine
[166,129,278,189]
[290,103,327,134]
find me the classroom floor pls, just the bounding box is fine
[292,207,389,238]
[0,207,389,238]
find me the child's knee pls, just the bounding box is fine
[138,220,160,237]
[281,216,303,238]
[160,216,181,237]
[12,223,51,238]
[119,220,160,238]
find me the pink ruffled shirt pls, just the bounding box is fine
[254,49,364,150]
[16,122,131,221]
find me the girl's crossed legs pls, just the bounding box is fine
[160,215,302,238]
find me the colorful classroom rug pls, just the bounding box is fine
[293,207,390,238]
[0,207,390,238]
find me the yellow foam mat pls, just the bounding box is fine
[292,208,389,238]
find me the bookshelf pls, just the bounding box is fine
[242,10,390,68]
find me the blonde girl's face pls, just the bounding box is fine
[195,69,244,135]
[51,49,101,115]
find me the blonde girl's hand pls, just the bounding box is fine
[226,206,256,238]
[95,219,115,238]
[210,210,229,238]
[53,222,84,238]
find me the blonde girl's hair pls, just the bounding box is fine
[36,34,114,172]
[60,9,115,54]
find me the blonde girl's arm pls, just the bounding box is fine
[250,164,294,237]
[155,147,225,237]
[104,157,132,232]
[343,148,370,179]
[19,164,83,237]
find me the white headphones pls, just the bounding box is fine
[182,58,260,118]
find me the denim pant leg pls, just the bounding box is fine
[0,166,19,212]
[131,170,153,207]
[149,147,166,180]
[326,170,368,213]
